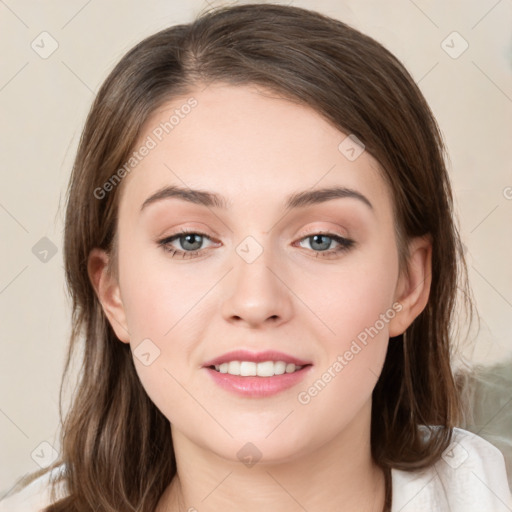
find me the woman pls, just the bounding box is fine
[2,3,511,511]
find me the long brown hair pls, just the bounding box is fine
[8,3,475,511]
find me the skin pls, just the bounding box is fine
[88,83,432,512]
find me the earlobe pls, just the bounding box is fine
[87,248,130,343]
[388,235,432,338]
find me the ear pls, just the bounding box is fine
[87,248,130,343]
[388,235,432,338]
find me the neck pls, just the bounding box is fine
[156,402,387,512]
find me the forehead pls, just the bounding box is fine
[118,83,393,222]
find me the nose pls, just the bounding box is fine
[220,238,293,328]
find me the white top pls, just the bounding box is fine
[1,428,511,511]
[391,427,512,511]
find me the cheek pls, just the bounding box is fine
[297,242,398,404]
[294,271,396,436]
[116,239,212,422]
[305,243,399,348]
[118,235,208,341]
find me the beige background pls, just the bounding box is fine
[1,0,511,495]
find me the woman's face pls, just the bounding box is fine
[94,83,427,463]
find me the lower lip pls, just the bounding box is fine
[203,366,313,398]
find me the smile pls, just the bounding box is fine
[210,360,305,377]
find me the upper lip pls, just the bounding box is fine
[202,349,312,367]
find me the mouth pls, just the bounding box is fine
[202,350,314,397]
[207,360,312,377]
[203,363,313,397]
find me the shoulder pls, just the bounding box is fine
[0,464,67,512]
[391,427,512,512]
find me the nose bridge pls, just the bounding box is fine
[220,231,292,326]
[233,231,279,293]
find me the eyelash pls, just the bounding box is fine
[157,228,355,260]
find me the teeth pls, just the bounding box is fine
[213,360,304,377]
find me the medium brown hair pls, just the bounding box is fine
[9,3,475,511]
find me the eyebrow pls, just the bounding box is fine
[140,184,374,212]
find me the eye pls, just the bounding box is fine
[157,229,217,259]
[296,232,355,258]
